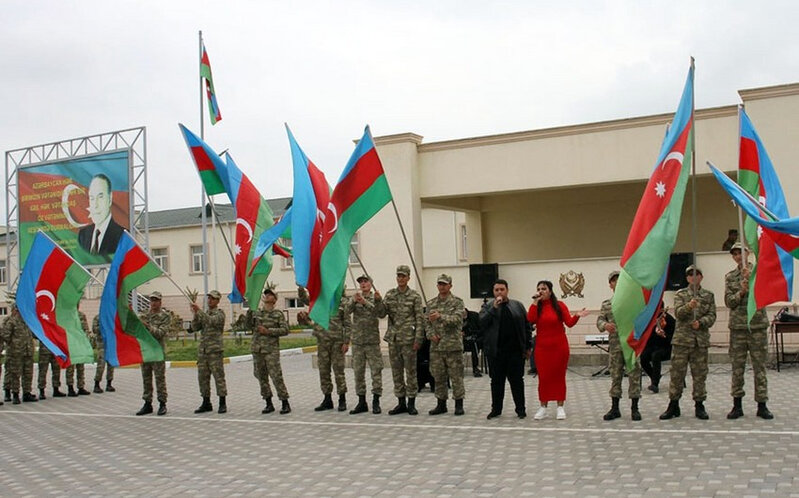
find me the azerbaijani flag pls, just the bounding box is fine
[738,107,793,320]
[308,126,393,328]
[179,123,229,195]
[99,231,165,367]
[612,64,694,370]
[16,232,93,368]
[251,207,293,272]
[201,42,222,125]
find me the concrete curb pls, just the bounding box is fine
[119,346,319,369]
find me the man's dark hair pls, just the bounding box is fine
[493,278,509,289]
[92,173,112,194]
[263,288,277,298]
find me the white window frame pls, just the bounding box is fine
[458,223,468,262]
[0,259,6,285]
[190,244,207,275]
[151,247,170,274]
[348,232,361,265]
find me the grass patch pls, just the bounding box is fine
[164,336,317,361]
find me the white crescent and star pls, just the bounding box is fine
[61,184,88,228]
[661,151,684,169]
[327,203,338,233]
[36,290,56,311]
[236,218,253,243]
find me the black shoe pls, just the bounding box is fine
[407,397,418,415]
[105,382,116,392]
[454,399,464,416]
[315,394,334,412]
[136,401,153,416]
[487,410,502,420]
[22,392,38,402]
[727,397,744,420]
[648,384,659,393]
[68,386,78,397]
[218,396,227,414]
[337,394,347,412]
[77,388,91,396]
[517,409,526,419]
[12,392,21,405]
[4,389,10,402]
[388,397,407,415]
[631,398,641,421]
[262,398,275,414]
[659,400,680,420]
[39,389,46,400]
[603,397,621,421]
[157,402,167,416]
[372,394,381,414]
[280,399,291,414]
[349,395,368,415]
[756,402,774,420]
[52,388,66,398]
[695,401,709,420]
[473,370,482,378]
[429,399,447,415]
[194,397,213,414]
[93,381,104,394]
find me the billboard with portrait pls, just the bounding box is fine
[17,150,131,266]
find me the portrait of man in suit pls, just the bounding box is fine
[78,173,125,255]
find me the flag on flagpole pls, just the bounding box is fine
[201,42,222,125]
[99,231,165,367]
[179,123,229,195]
[612,64,694,371]
[308,126,393,328]
[16,232,93,368]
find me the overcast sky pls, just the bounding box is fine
[2,0,798,218]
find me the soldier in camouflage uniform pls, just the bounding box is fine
[345,274,385,415]
[597,270,642,421]
[425,274,466,416]
[65,309,92,396]
[92,315,115,393]
[724,242,773,420]
[37,339,65,399]
[246,289,291,415]
[135,291,171,416]
[191,290,227,414]
[377,265,424,416]
[660,265,716,420]
[299,287,351,412]
[2,306,38,403]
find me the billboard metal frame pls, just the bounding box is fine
[4,126,149,296]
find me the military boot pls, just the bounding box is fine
[388,397,407,415]
[93,381,104,394]
[157,402,167,416]
[337,394,347,412]
[726,397,744,419]
[52,388,66,397]
[22,392,38,402]
[603,397,621,420]
[349,395,368,414]
[631,398,641,421]
[78,387,91,396]
[218,396,227,414]
[39,388,47,400]
[429,398,447,415]
[372,394,381,414]
[659,400,680,420]
[194,397,213,413]
[105,381,116,392]
[756,402,774,420]
[454,399,465,416]
[695,401,709,420]
[314,394,334,411]
[262,397,275,414]
[407,397,418,415]
[280,399,291,414]
[12,392,21,405]
[136,401,153,416]
[4,389,11,402]
[68,386,78,397]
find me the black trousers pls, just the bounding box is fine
[640,347,670,386]
[488,352,525,414]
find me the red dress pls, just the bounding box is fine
[527,300,580,403]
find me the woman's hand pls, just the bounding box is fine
[576,308,590,318]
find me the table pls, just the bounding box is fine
[772,321,799,372]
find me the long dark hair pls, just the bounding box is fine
[536,280,563,321]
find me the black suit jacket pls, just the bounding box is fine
[78,217,125,254]
[479,299,532,359]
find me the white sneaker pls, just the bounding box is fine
[556,406,566,420]
[534,407,547,420]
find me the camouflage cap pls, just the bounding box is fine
[685,264,703,276]
[208,290,222,299]
[396,265,411,276]
[149,291,162,300]
[608,270,620,282]
[436,273,452,284]
[729,242,744,253]
[356,274,372,283]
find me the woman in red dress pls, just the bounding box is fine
[526,280,589,420]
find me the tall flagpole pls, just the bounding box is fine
[199,30,209,304]
[736,105,748,258]
[689,57,698,300]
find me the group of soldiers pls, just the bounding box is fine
[597,242,775,421]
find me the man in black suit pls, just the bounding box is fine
[78,174,125,255]
[479,279,532,419]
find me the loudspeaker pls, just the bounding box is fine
[469,263,499,299]
[666,252,692,291]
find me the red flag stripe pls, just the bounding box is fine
[190,146,217,172]
[329,148,384,216]
[36,249,74,363]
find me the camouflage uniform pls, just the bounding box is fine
[246,307,290,400]
[92,315,114,384]
[346,291,385,396]
[378,287,424,397]
[669,286,716,401]
[311,297,350,396]
[596,297,642,399]
[37,341,62,391]
[139,308,171,403]
[725,264,770,402]
[192,307,227,397]
[425,293,465,401]
[2,312,35,395]
[65,311,91,389]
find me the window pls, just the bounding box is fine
[0,259,6,285]
[349,232,361,265]
[279,237,294,270]
[0,307,7,316]
[458,223,468,261]
[190,244,206,274]
[152,247,169,273]
[285,298,302,309]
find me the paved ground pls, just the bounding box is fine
[1,356,798,497]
